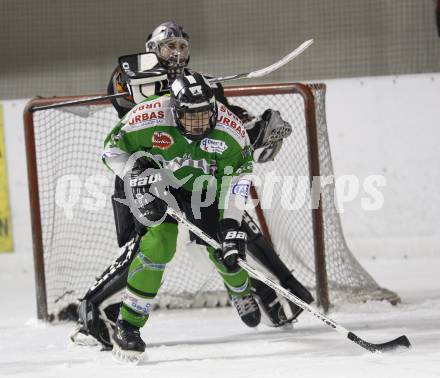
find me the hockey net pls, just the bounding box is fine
[24,83,400,321]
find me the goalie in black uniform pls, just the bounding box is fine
[72,21,313,349]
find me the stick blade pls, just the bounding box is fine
[372,335,411,353]
[248,39,314,78]
[209,38,314,84]
[348,332,411,353]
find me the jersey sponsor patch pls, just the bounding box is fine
[153,154,214,175]
[219,104,241,122]
[128,110,165,126]
[124,97,175,131]
[152,131,174,150]
[215,103,248,148]
[217,115,246,138]
[231,178,251,198]
[131,101,162,114]
[200,138,228,154]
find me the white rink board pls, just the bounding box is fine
[324,73,440,259]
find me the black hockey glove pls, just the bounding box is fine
[128,166,168,223]
[246,108,292,156]
[245,109,292,163]
[216,219,247,272]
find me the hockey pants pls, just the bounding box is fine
[120,221,250,328]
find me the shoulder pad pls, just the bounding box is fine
[122,96,175,131]
[214,101,250,148]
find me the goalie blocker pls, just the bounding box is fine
[72,177,313,348]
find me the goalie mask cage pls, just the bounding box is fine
[24,83,400,321]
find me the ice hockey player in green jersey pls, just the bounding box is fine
[103,72,260,362]
[71,22,314,350]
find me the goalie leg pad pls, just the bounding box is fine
[112,176,136,247]
[112,194,135,248]
[251,278,290,327]
[74,235,141,348]
[242,211,314,323]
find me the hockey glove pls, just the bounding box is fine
[128,166,168,223]
[246,109,292,163]
[216,219,247,272]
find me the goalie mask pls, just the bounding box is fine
[146,21,190,79]
[170,73,217,141]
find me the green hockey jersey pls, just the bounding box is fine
[102,94,253,222]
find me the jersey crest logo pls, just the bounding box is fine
[231,178,251,198]
[200,138,228,154]
[152,131,174,150]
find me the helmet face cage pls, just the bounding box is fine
[158,38,189,64]
[177,106,215,139]
[171,74,217,141]
[146,22,190,77]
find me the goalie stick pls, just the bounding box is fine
[29,92,127,112]
[163,206,411,354]
[209,39,313,84]
[30,39,314,112]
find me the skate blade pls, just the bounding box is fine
[70,329,100,347]
[279,322,294,330]
[112,343,146,365]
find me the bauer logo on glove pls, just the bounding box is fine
[129,173,162,187]
[217,219,247,272]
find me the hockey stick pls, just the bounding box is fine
[209,39,314,84]
[29,92,129,112]
[164,206,411,353]
[31,39,314,112]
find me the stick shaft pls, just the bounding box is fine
[164,207,347,338]
[237,258,349,336]
[31,92,129,112]
[31,39,313,112]
[164,206,411,353]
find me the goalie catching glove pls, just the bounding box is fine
[246,109,293,163]
[216,219,247,271]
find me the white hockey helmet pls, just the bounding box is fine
[145,21,190,78]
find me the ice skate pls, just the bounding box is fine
[112,319,146,364]
[230,293,261,328]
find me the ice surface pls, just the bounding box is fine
[0,253,439,378]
